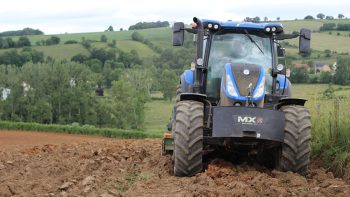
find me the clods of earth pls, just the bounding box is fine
[0,130,349,196]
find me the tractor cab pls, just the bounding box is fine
[173,18,310,107]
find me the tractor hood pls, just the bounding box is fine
[222,63,265,102]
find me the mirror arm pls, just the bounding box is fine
[185,28,197,34]
[275,34,299,40]
[300,33,311,40]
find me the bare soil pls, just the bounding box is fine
[0,130,349,197]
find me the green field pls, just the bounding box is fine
[288,32,350,53]
[144,99,173,132]
[2,19,350,60]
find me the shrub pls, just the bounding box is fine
[64,40,78,44]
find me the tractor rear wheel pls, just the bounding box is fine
[278,105,311,176]
[173,100,204,177]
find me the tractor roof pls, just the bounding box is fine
[201,19,284,32]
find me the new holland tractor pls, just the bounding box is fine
[161,17,311,177]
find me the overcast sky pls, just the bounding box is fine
[0,0,349,34]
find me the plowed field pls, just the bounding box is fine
[0,130,349,196]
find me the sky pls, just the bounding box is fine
[0,0,349,35]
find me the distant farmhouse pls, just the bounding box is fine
[293,62,334,73]
[315,62,331,72]
[294,63,310,70]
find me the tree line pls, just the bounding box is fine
[128,21,170,30]
[320,23,350,31]
[0,60,150,129]
[0,35,61,49]
[0,28,43,37]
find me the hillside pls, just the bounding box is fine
[1,19,350,61]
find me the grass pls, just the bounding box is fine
[278,19,350,33]
[320,31,350,37]
[34,44,90,59]
[281,20,325,33]
[117,40,158,58]
[288,32,350,53]
[291,84,350,176]
[0,121,162,139]
[143,99,173,132]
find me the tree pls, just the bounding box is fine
[5,38,16,48]
[264,16,268,22]
[277,17,280,21]
[131,31,144,42]
[337,24,350,31]
[244,17,260,23]
[319,71,333,83]
[338,14,345,19]
[326,16,334,20]
[120,28,123,31]
[334,56,350,85]
[17,36,31,47]
[319,23,336,31]
[45,36,60,45]
[304,15,314,20]
[0,28,43,37]
[289,67,309,83]
[100,34,107,42]
[86,59,103,73]
[128,21,170,30]
[159,69,177,101]
[71,54,88,63]
[81,40,91,50]
[106,25,114,31]
[316,13,325,19]
[0,50,24,67]
[110,69,150,129]
[108,40,117,48]
[253,16,260,23]
[90,48,116,63]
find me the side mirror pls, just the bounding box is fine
[173,22,184,46]
[299,28,311,54]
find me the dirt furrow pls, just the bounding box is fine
[0,131,349,196]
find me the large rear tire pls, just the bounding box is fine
[173,101,204,177]
[279,105,311,176]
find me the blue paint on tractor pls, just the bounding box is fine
[201,19,283,30]
[277,74,288,89]
[222,63,265,102]
[184,70,194,85]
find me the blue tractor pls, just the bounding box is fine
[162,17,311,177]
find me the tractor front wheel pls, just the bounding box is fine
[173,100,204,177]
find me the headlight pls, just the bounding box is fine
[208,23,213,28]
[226,74,238,97]
[265,27,271,32]
[272,26,276,32]
[276,64,284,72]
[253,76,265,98]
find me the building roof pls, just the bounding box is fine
[294,63,310,69]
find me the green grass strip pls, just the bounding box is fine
[0,121,162,139]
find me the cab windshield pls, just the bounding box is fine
[206,31,272,100]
